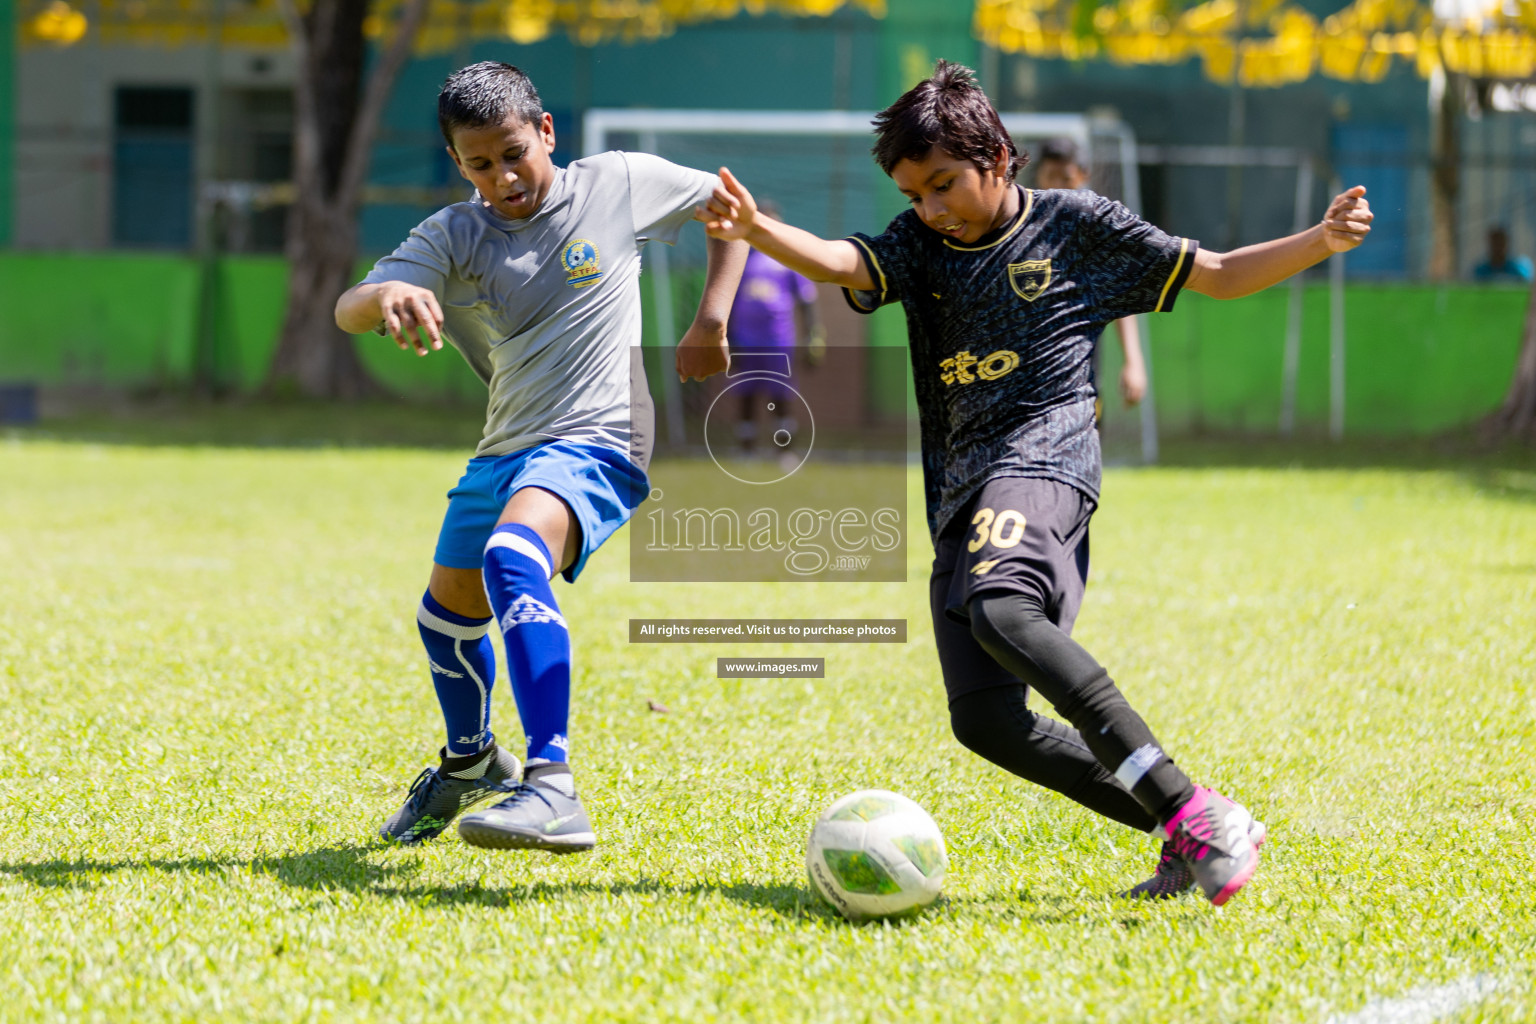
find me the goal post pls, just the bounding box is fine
[582,108,1158,462]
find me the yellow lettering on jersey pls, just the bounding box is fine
[1008,258,1052,302]
[976,350,1020,381]
[941,349,1019,387]
[970,559,1001,576]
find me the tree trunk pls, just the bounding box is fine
[1487,273,1536,442]
[265,0,429,399]
[268,197,378,398]
[1428,69,1461,281]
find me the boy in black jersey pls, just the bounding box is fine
[695,62,1372,905]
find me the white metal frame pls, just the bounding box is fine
[1137,145,1341,439]
[583,109,1162,459]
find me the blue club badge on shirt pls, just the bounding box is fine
[562,239,603,288]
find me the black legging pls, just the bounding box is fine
[940,590,1195,827]
[949,683,1157,832]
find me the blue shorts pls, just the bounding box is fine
[433,441,649,582]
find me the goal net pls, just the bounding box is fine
[583,109,1157,464]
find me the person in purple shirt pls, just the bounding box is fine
[727,201,823,453]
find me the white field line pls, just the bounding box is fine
[1322,974,1502,1024]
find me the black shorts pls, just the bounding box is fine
[929,476,1095,703]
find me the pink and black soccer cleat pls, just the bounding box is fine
[1161,787,1263,906]
[1119,816,1267,900]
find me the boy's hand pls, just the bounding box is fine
[377,281,444,356]
[1120,360,1146,407]
[676,321,730,382]
[696,167,759,241]
[1322,186,1372,253]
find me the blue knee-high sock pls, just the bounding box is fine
[482,524,571,766]
[416,591,497,757]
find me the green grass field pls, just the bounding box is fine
[2,415,1534,1022]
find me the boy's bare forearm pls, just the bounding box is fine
[747,218,872,290]
[1187,227,1332,300]
[335,283,385,334]
[694,237,748,327]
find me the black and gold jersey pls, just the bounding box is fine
[843,186,1197,539]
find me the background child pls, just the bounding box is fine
[694,61,1371,904]
[726,200,823,457]
[1034,136,1147,416]
[335,61,744,852]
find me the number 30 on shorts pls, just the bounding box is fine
[967,507,1028,552]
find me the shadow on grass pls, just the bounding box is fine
[1138,436,1536,508]
[3,851,1180,927]
[5,398,485,451]
[0,846,835,920]
[1468,466,1536,505]
[11,402,1536,470]
[1151,434,1536,472]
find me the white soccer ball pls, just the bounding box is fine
[805,789,947,922]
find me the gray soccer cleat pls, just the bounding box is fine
[456,772,595,853]
[379,745,522,845]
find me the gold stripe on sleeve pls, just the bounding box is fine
[846,235,888,303]
[1155,238,1189,313]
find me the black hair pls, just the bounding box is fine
[438,61,543,148]
[871,60,1021,181]
[1038,137,1082,166]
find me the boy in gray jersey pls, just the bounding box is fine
[336,62,744,852]
[697,62,1372,905]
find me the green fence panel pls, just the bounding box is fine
[3,252,1528,437]
[1149,283,1527,436]
[1340,284,1527,434]
[214,256,289,391]
[0,252,199,386]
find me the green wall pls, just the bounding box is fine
[0,253,201,385]
[0,252,1526,437]
[0,252,484,400]
[1139,284,1528,436]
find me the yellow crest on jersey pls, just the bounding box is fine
[1007,259,1052,302]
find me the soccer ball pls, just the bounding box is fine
[805,789,947,922]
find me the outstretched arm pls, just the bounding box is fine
[696,168,875,291]
[675,235,748,382]
[1186,186,1372,300]
[335,280,443,356]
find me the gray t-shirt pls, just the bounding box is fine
[363,151,719,462]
